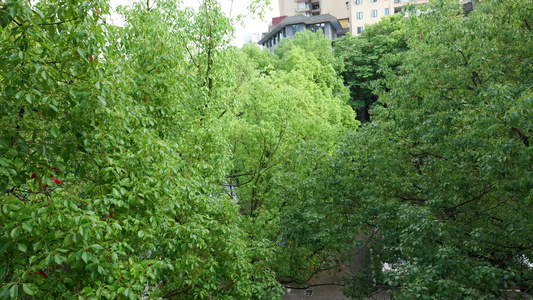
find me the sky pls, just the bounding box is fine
[107,0,280,47]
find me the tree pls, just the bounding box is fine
[0,0,280,298]
[228,32,357,286]
[325,0,533,298]
[334,14,408,122]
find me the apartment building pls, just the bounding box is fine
[278,0,430,35]
[267,0,474,49]
[279,0,351,29]
[349,0,429,34]
[258,14,346,52]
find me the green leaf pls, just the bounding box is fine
[17,243,27,252]
[98,96,107,106]
[82,251,89,263]
[90,244,103,251]
[11,228,20,238]
[77,48,86,59]
[22,284,34,295]
[22,222,32,233]
[0,11,10,28]
[15,91,25,99]
[10,285,18,298]
[9,7,17,18]
[63,234,73,246]
[54,254,63,265]
[0,158,8,166]
[33,241,43,252]
[34,7,45,19]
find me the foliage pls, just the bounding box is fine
[229,33,357,285]
[0,0,281,298]
[334,14,408,122]
[320,0,533,298]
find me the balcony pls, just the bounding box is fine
[296,3,311,12]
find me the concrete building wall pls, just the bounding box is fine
[320,0,350,20]
[279,0,350,20]
[349,0,429,35]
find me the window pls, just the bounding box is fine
[354,0,362,5]
[371,0,377,2]
[357,26,364,34]
[309,23,325,34]
[292,24,300,34]
[356,12,363,19]
[371,9,378,18]
[385,8,389,15]
[346,2,349,10]
[298,2,310,9]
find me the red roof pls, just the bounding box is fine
[271,16,287,27]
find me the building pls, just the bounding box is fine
[278,0,351,29]
[349,0,429,35]
[244,32,263,44]
[258,14,347,52]
[264,0,475,50]
[278,0,433,36]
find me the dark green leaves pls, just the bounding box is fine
[0,11,11,28]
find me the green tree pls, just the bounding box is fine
[229,35,357,286]
[0,0,280,298]
[334,14,408,122]
[325,0,533,298]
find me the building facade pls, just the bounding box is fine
[278,0,351,29]
[278,0,431,35]
[258,14,346,52]
[349,0,429,35]
[267,0,474,50]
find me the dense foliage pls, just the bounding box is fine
[1,0,532,299]
[0,0,281,298]
[229,31,358,285]
[334,13,408,122]
[325,0,533,298]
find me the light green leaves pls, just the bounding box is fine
[22,283,35,295]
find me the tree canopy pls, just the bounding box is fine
[1,0,532,299]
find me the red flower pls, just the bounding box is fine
[109,212,115,218]
[51,176,61,185]
[44,184,49,189]
[94,6,100,15]
[50,167,60,173]
[31,173,36,179]
[418,33,422,39]
[144,97,147,103]
[230,280,234,286]
[39,270,48,279]
[89,55,93,62]
[120,276,124,279]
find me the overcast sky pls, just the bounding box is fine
[107,0,279,47]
